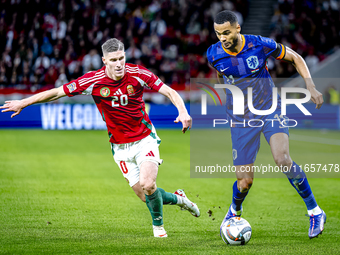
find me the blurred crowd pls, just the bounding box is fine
[0,0,339,94]
[268,0,340,78]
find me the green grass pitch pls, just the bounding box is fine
[0,129,339,254]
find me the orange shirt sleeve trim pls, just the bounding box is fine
[276,44,286,60]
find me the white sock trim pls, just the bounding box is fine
[230,206,237,214]
[308,206,322,216]
[175,194,183,205]
[230,205,242,215]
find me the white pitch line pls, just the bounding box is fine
[289,134,340,146]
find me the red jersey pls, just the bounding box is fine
[62,63,165,144]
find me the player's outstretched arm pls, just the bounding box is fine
[281,46,323,109]
[0,86,66,118]
[158,85,192,133]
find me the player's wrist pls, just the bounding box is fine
[306,85,316,91]
[21,98,32,108]
[178,109,189,115]
[304,79,316,89]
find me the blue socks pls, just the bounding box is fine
[230,161,318,213]
[231,181,248,211]
[284,161,318,210]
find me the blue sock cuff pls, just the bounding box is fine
[303,193,318,210]
[233,181,248,198]
[285,161,307,179]
[285,162,314,200]
[232,181,248,211]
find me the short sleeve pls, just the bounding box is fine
[63,70,105,97]
[272,43,287,60]
[63,80,79,97]
[257,36,278,58]
[137,65,165,91]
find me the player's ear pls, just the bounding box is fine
[236,23,241,33]
[102,56,106,65]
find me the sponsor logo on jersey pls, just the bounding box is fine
[113,88,123,96]
[246,56,259,69]
[127,85,135,95]
[67,82,77,93]
[100,87,110,97]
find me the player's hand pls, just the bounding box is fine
[0,100,25,118]
[174,112,192,134]
[308,87,323,109]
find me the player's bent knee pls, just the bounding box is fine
[140,179,156,193]
[274,155,292,168]
[238,179,253,192]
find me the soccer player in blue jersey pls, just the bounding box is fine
[206,10,325,239]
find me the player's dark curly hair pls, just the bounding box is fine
[214,10,238,25]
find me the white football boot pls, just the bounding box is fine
[153,225,168,238]
[174,189,200,217]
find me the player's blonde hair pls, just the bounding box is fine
[101,38,124,55]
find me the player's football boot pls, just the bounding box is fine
[308,210,326,239]
[220,204,242,236]
[174,189,200,217]
[153,225,168,238]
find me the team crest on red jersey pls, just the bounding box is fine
[127,85,135,95]
[100,87,110,97]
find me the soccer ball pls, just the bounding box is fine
[220,217,252,245]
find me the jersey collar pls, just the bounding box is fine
[104,66,126,83]
[221,34,245,56]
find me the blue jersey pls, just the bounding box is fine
[207,34,286,123]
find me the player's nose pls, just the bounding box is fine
[220,35,227,42]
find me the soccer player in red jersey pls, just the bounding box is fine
[1,38,200,238]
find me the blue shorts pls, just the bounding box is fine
[231,112,289,166]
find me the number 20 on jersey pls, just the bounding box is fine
[112,95,128,107]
